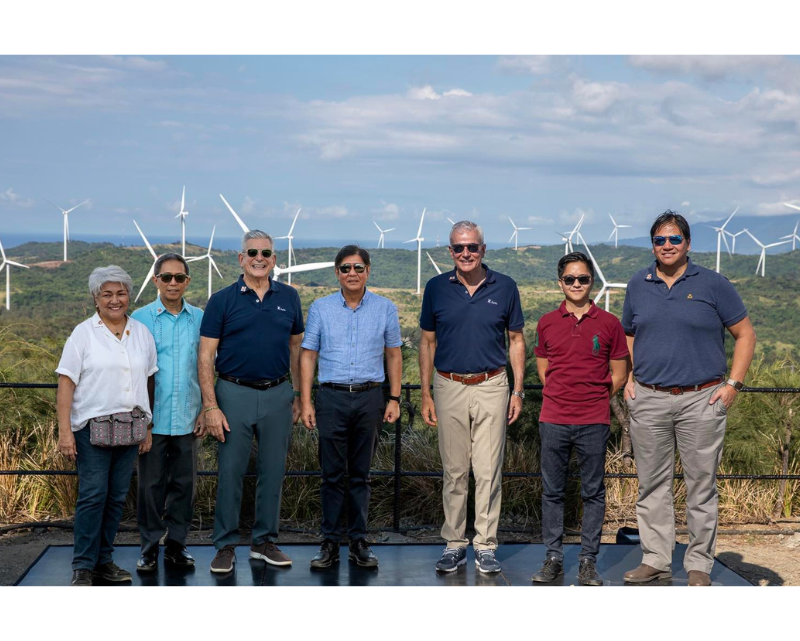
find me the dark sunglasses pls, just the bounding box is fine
[245,248,274,258]
[561,275,592,286]
[652,235,685,246]
[450,243,482,254]
[156,273,189,284]
[338,263,367,274]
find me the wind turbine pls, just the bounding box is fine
[446,217,456,225]
[0,235,30,310]
[780,220,800,251]
[743,229,790,277]
[175,186,189,257]
[725,229,747,255]
[275,208,301,285]
[607,214,632,249]
[46,198,90,261]
[219,194,334,281]
[784,202,800,214]
[403,207,426,295]
[579,236,627,312]
[373,221,395,249]
[557,214,585,255]
[133,221,160,302]
[186,226,223,300]
[707,206,739,273]
[426,252,442,275]
[508,217,531,250]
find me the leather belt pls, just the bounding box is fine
[217,372,289,390]
[321,382,382,393]
[643,378,722,396]
[436,367,505,386]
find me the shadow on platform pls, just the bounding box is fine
[16,543,752,586]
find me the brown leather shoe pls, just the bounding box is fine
[688,570,711,586]
[250,541,292,566]
[623,563,672,583]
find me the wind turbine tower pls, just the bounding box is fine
[46,199,90,261]
[175,186,189,257]
[708,206,738,273]
[186,226,223,300]
[404,208,426,295]
[0,235,30,310]
[743,229,790,278]
[275,208,301,285]
[781,220,800,251]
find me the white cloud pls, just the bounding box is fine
[751,168,800,188]
[443,88,472,97]
[408,85,441,101]
[0,187,34,208]
[102,56,167,72]
[241,196,257,215]
[571,78,624,114]
[497,56,552,75]
[629,55,785,82]
[374,201,400,220]
[315,205,348,218]
[681,201,691,207]
[756,201,800,217]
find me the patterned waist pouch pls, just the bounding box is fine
[89,407,147,447]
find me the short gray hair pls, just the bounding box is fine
[241,229,273,252]
[449,220,485,246]
[89,265,133,298]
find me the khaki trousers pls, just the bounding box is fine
[628,380,727,574]
[434,370,509,550]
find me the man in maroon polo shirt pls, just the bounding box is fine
[531,251,629,586]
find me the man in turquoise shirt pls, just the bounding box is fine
[131,253,204,572]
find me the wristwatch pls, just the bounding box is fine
[726,378,744,391]
[511,390,525,400]
[388,395,401,403]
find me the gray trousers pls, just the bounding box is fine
[138,433,198,552]
[212,378,294,549]
[628,380,727,574]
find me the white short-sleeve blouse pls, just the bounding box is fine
[56,313,159,432]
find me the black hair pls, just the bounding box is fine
[334,245,371,268]
[557,251,594,279]
[154,253,189,276]
[650,210,691,243]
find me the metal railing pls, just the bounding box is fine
[2,381,800,532]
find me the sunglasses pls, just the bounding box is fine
[245,248,274,258]
[450,243,482,254]
[156,273,189,284]
[560,275,592,286]
[652,235,685,246]
[338,263,367,274]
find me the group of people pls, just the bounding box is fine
[55,210,755,587]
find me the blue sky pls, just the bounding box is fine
[2,53,800,249]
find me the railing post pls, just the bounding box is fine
[392,386,409,532]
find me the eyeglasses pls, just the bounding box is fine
[560,275,592,286]
[652,235,685,246]
[156,273,189,284]
[450,243,482,254]
[338,263,367,274]
[245,248,274,258]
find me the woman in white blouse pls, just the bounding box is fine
[56,265,158,587]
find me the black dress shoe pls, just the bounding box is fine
[348,539,379,568]
[531,557,563,583]
[578,558,603,586]
[164,544,195,567]
[310,541,340,568]
[136,550,159,573]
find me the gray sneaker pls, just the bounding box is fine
[475,549,501,574]
[210,545,237,573]
[435,547,467,573]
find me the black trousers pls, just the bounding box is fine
[316,386,384,542]
[137,433,197,552]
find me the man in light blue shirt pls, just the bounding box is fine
[131,253,204,572]
[300,245,402,569]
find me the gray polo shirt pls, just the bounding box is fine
[621,259,748,387]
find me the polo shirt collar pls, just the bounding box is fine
[337,287,371,309]
[237,273,278,294]
[447,263,495,285]
[558,300,599,318]
[644,258,699,284]
[154,294,187,316]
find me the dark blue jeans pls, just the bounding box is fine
[539,422,610,563]
[73,426,138,570]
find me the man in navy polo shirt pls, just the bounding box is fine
[531,251,629,586]
[419,220,526,574]
[199,230,304,574]
[621,210,756,586]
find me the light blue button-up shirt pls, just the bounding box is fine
[131,296,204,436]
[302,288,402,384]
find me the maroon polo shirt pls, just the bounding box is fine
[534,301,628,425]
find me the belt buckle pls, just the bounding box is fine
[348,384,357,393]
[669,386,683,396]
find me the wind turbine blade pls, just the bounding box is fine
[721,231,731,257]
[373,220,383,232]
[220,194,250,233]
[580,238,607,285]
[208,226,216,252]
[384,228,395,233]
[64,199,90,215]
[6,260,29,269]
[135,264,155,302]
[403,239,416,244]
[508,216,517,229]
[609,213,617,226]
[0,237,5,261]
[280,261,335,274]
[743,229,763,248]
[447,217,456,225]
[209,257,223,278]
[721,205,739,230]
[416,208,426,238]
[783,203,800,213]
[288,208,301,236]
[44,199,65,213]
[607,229,616,241]
[185,256,203,262]
[593,286,608,305]
[133,221,158,259]
[509,231,517,243]
[426,252,442,275]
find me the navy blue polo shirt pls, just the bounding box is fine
[419,264,524,373]
[200,274,304,381]
[621,259,747,387]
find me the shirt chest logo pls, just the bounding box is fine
[592,334,601,356]
[687,293,693,299]
[487,298,498,306]
[277,306,286,312]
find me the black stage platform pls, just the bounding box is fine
[16,543,751,586]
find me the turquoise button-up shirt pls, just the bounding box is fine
[131,296,204,436]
